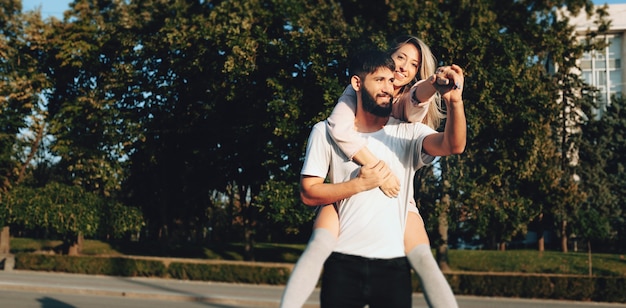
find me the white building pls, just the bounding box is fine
[568,4,626,116]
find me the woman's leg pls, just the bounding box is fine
[404,210,458,308]
[280,205,339,308]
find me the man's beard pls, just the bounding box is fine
[361,85,393,117]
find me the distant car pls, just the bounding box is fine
[451,238,484,250]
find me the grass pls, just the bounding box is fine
[9,237,626,277]
[447,249,626,276]
[10,237,123,256]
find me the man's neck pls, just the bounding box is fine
[354,110,389,133]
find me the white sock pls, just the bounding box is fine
[407,244,458,308]
[280,228,337,308]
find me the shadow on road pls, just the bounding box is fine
[37,296,76,308]
[115,276,246,308]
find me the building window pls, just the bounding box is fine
[580,35,622,117]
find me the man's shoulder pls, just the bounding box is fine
[386,116,436,135]
[386,116,420,129]
[311,120,329,134]
[310,120,332,140]
[314,120,327,129]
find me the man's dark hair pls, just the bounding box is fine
[349,49,395,79]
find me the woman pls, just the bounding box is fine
[280,35,457,308]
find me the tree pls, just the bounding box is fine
[422,1,612,254]
[114,0,354,258]
[425,0,561,251]
[577,94,626,254]
[7,182,100,255]
[1,0,146,254]
[43,0,135,198]
[0,0,51,253]
[544,3,610,253]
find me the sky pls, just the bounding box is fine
[20,0,626,20]
[22,0,69,19]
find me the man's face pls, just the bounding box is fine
[361,68,394,117]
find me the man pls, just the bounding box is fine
[299,49,465,307]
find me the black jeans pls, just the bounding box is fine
[320,252,412,308]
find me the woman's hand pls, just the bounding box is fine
[432,64,464,104]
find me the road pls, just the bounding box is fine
[0,270,624,308]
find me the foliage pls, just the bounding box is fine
[0,0,50,203]
[5,182,143,242]
[7,183,100,238]
[14,253,167,277]
[255,179,316,239]
[99,200,145,240]
[576,95,626,250]
[43,0,135,197]
[168,262,290,284]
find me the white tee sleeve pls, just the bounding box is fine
[301,122,332,178]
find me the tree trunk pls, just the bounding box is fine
[227,184,235,242]
[560,220,568,253]
[0,226,9,254]
[66,233,84,256]
[240,185,255,261]
[537,213,545,252]
[437,187,451,271]
[499,242,506,251]
[587,240,593,278]
[436,244,451,272]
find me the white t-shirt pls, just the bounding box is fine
[301,117,436,259]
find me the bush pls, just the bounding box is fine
[14,253,166,277]
[445,272,626,303]
[168,262,290,285]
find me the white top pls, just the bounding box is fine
[301,117,436,259]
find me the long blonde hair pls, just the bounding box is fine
[389,35,445,130]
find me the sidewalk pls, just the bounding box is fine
[0,270,316,307]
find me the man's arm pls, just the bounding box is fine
[423,64,466,157]
[300,160,392,206]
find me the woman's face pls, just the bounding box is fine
[390,43,420,88]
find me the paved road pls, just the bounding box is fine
[0,270,624,308]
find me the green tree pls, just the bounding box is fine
[4,0,146,254]
[419,1,558,251]
[0,0,51,253]
[43,0,135,198]
[577,94,626,254]
[8,182,101,255]
[545,4,610,253]
[7,181,143,254]
[118,0,353,258]
[425,1,611,254]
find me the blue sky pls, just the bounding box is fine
[21,0,626,20]
[22,0,68,19]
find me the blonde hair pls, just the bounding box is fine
[390,35,445,130]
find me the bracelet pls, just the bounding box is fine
[411,87,421,105]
